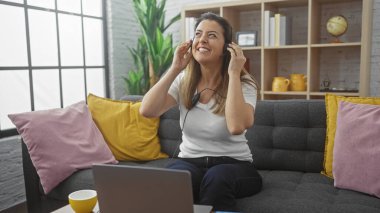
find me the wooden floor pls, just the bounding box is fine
[1,201,27,213]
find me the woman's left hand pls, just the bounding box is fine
[226,42,246,77]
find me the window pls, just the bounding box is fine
[0,0,108,138]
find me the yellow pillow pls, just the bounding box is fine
[87,94,168,161]
[322,94,380,178]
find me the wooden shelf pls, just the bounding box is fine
[311,42,361,48]
[264,91,308,95]
[310,92,360,96]
[264,44,308,49]
[182,0,373,100]
[242,46,262,51]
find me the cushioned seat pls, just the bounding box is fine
[238,170,380,212]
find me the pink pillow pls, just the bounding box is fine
[333,101,380,198]
[8,101,118,194]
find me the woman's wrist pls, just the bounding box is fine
[168,65,182,74]
[163,66,182,82]
[228,71,241,81]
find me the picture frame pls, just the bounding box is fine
[236,31,257,47]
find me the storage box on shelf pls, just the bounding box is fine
[181,0,373,100]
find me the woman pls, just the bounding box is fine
[140,12,262,211]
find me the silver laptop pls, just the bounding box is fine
[92,164,213,213]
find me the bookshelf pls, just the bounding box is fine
[181,0,373,100]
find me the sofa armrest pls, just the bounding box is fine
[21,140,44,212]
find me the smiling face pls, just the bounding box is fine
[192,20,226,66]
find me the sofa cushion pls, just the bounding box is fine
[87,94,168,161]
[248,100,326,172]
[323,94,380,178]
[8,101,117,194]
[333,101,380,198]
[237,170,380,213]
[157,106,182,157]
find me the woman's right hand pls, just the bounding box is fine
[170,40,193,73]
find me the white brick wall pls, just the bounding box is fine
[107,0,139,99]
[371,0,380,96]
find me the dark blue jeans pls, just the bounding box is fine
[166,156,262,211]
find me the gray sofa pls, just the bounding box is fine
[21,99,380,213]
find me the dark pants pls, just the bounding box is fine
[166,156,262,211]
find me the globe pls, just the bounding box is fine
[326,15,348,43]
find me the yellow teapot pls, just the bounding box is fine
[272,77,290,92]
[289,73,307,91]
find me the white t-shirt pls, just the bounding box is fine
[168,72,257,162]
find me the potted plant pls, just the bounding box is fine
[124,0,180,95]
[123,37,149,95]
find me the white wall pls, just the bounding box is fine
[107,0,139,99]
[371,0,380,95]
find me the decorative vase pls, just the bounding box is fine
[289,74,307,91]
[272,77,290,92]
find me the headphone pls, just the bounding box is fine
[191,92,201,109]
[190,88,218,109]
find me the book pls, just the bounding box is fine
[264,10,274,47]
[274,13,283,46]
[279,15,291,45]
[269,17,275,47]
[274,13,291,46]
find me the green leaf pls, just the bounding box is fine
[127,0,179,92]
[124,69,146,95]
[164,13,181,32]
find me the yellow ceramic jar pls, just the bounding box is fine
[289,73,307,91]
[272,77,290,92]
